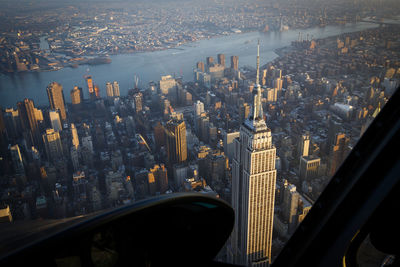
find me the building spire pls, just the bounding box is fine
[244,40,267,132]
[253,40,263,122]
[256,39,260,86]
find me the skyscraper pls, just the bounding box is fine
[113,81,120,97]
[299,155,320,182]
[133,92,143,114]
[86,76,95,100]
[196,61,205,72]
[328,133,350,176]
[159,75,176,96]
[218,53,226,67]
[47,82,66,121]
[17,98,41,146]
[230,42,276,266]
[71,123,79,149]
[231,55,239,71]
[49,110,62,132]
[298,133,310,159]
[42,128,64,162]
[106,82,114,98]
[206,56,214,67]
[148,164,168,194]
[0,108,6,154]
[282,181,300,235]
[94,84,101,98]
[4,108,21,139]
[193,100,205,117]
[70,86,82,105]
[165,119,187,165]
[10,144,25,175]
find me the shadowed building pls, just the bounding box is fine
[17,98,41,146]
[165,119,187,166]
[47,82,66,121]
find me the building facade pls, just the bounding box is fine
[230,43,276,266]
[47,82,66,121]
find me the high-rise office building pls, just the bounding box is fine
[70,86,82,105]
[43,128,64,161]
[86,76,95,100]
[71,123,79,149]
[70,146,80,171]
[196,61,205,72]
[266,88,278,102]
[328,133,350,176]
[231,56,239,71]
[4,108,22,140]
[218,54,226,67]
[282,181,300,235]
[153,122,165,151]
[17,98,40,146]
[10,144,25,175]
[0,108,6,153]
[230,43,276,266]
[273,77,283,91]
[94,84,101,98]
[148,164,169,195]
[165,119,187,165]
[298,134,310,159]
[299,155,321,182]
[223,131,240,162]
[106,82,114,98]
[208,64,225,81]
[49,110,62,132]
[47,82,66,121]
[134,92,143,114]
[159,75,176,95]
[82,135,94,154]
[206,56,214,67]
[193,100,205,117]
[238,103,250,124]
[113,81,120,97]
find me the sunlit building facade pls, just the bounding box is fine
[230,43,276,266]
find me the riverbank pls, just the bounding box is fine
[0,22,380,107]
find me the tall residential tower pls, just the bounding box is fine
[230,42,276,266]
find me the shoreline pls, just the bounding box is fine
[0,20,377,75]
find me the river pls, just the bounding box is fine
[0,22,379,107]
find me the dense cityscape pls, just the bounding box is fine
[0,0,400,266]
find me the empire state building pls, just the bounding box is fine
[230,42,277,266]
